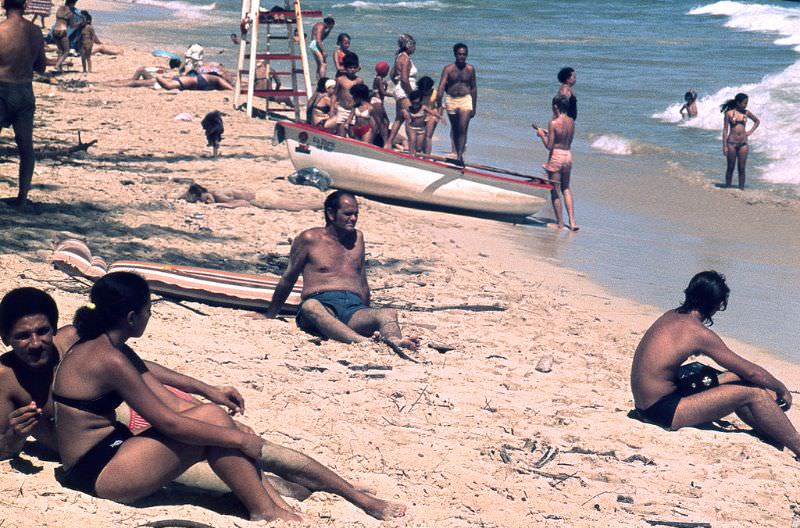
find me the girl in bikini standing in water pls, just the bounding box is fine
[721,93,760,190]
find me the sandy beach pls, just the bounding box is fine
[2,6,800,527]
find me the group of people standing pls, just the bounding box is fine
[306,23,477,164]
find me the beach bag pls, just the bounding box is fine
[677,362,720,396]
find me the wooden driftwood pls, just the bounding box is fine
[139,520,217,528]
[644,520,711,528]
[36,132,97,160]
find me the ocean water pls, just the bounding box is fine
[94,1,800,359]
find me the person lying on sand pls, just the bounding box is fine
[0,284,405,521]
[180,182,322,211]
[631,271,800,458]
[155,71,232,91]
[103,58,182,88]
[264,191,421,359]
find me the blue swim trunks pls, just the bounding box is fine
[0,81,35,129]
[296,290,368,335]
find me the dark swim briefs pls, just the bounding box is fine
[62,422,132,495]
[296,290,369,335]
[0,81,35,129]
[638,391,682,429]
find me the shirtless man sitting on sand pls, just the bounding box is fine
[0,287,406,520]
[631,271,800,458]
[264,191,420,359]
[0,0,46,207]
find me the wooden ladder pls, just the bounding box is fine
[234,0,319,121]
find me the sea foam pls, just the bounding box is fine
[332,1,447,10]
[590,135,634,155]
[120,0,217,20]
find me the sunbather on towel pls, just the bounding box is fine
[264,191,421,359]
[180,182,322,211]
[155,71,232,91]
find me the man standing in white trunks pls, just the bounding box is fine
[435,43,477,164]
[536,94,577,231]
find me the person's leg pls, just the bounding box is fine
[424,119,437,154]
[671,383,800,456]
[12,114,35,206]
[455,109,471,161]
[155,76,181,90]
[386,98,408,149]
[54,34,70,71]
[560,167,577,231]
[298,299,369,343]
[724,145,737,187]
[96,404,300,522]
[259,439,405,520]
[349,308,419,353]
[446,111,459,156]
[737,144,748,190]
[547,171,564,229]
[312,50,325,79]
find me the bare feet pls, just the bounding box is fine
[382,335,420,362]
[569,224,580,232]
[546,222,563,230]
[363,496,406,520]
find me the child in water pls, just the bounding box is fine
[680,89,698,119]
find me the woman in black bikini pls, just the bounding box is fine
[52,272,301,523]
[721,92,760,190]
[306,77,337,130]
[52,272,405,522]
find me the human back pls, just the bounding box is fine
[0,0,45,83]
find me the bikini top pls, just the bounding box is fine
[407,106,425,120]
[353,106,371,119]
[728,111,747,127]
[52,338,149,415]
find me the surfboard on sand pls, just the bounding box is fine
[51,239,302,313]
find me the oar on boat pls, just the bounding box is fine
[417,152,551,185]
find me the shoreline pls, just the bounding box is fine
[1,8,799,528]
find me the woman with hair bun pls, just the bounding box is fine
[53,271,301,522]
[53,271,405,521]
[386,33,418,150]
[720,92,760,189]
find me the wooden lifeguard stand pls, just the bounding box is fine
[234,0,320,121]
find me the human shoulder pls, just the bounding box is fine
[0,354,23,397]
[297,226,326,243]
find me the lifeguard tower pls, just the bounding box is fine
[234,0,321,121]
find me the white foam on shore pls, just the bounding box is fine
[590,134,635,155]
[667,1,800,184]
[332,1,447,10]
[119,0,217,19]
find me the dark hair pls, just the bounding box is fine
[3,0,27,11]
[417,76,434,95]
[81,9,91,23]
[350,83,369,102]
[684,90,696,103]
[0,288,58,338]
[557,67,575,84]
[552,94,570,113]
[408,89,422,102]
[336,33,351,46]
[676,271,729,326]
[720,92,748,113]
[453,42,468,54]
[324,16,335,25]
[316,76,330,92]
[169,58,182,69]
[73,272,150,340]
[342,51,359,69]
[323,190,356,225]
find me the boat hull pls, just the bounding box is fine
[275,122,550,218]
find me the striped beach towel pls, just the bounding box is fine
[25,0,52,16]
